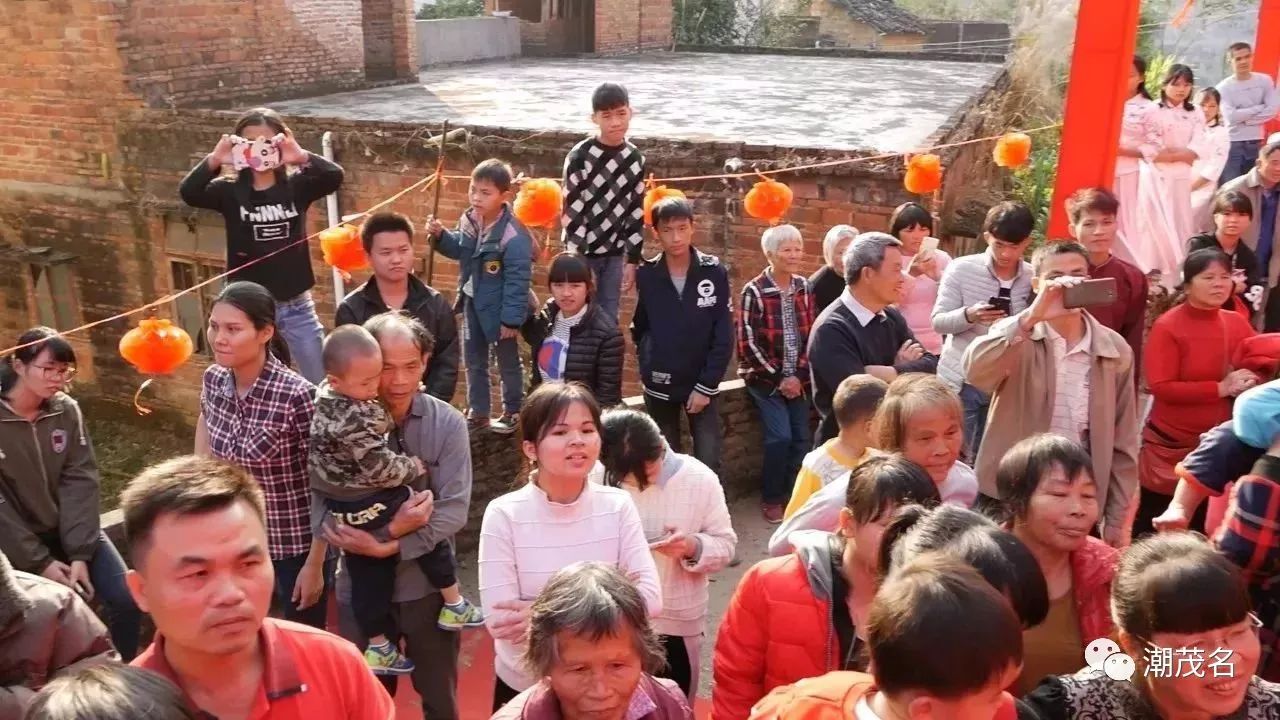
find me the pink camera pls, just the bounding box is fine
[229,134,283,172]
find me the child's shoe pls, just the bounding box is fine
[438,598,486,631]
[364,640,415,675]
[490,413,520,435]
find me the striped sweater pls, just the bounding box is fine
[478,479,662,691]
[561,137,646,260]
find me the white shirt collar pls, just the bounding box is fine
[1044,319,1092,356]
[840,288,884,327]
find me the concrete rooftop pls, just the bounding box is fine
[269,52,1002,153]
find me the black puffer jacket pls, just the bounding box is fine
[522,300,625,406]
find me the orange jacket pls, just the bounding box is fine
[712,533,844,720]
[747,672,1020,720]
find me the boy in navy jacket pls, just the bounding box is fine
[631,197,732,473]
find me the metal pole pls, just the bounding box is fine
[322,131,345,302]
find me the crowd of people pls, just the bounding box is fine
[2,46,1280,720]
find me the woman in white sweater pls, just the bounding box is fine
[597,409,738,700]
[480,384,662,711]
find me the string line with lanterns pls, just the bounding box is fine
[1,124,1056,406]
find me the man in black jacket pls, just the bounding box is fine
[632,198,733,474]
[809,232,937,444]
[335,212,460,402]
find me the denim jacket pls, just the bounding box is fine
[432,204,534,343]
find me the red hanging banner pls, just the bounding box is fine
[1257,0,1280,137]
[1047,0,1142,241]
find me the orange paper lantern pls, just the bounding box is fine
[119,318,194,375]
[743,179,793,225]
[993,133,1033,169]
[513,178,563,229]
[644,185,686,226]
[319,224,368,277]
[904,154,943,194]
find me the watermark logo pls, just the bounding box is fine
[1086,637,1235,681]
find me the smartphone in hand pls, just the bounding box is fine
[1063,278,1118,309]
[986,296,1013,315]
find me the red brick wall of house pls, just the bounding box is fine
[595,0,671,53]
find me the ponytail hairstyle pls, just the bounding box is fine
[210,282,291,367]
[1197,87,1223,127]
[1133,55,1153,100]
[0,327,76,395]
[599,408,665,491]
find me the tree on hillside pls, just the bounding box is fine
[416,0,484,19]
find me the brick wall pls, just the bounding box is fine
[103,379,765,553]
[72,109,935,417]
[595,0,671,53]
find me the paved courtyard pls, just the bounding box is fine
[270,52,1003,152]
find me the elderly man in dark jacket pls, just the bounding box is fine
[0,552,117,716]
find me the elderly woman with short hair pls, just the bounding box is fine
[490,562,693,720]
[810,225,859,314]
[737,224,816,524]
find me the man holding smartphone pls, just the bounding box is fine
[931,202,1036,461]
[963,242,1140,548]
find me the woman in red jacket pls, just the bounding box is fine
[710,456,940,720]
[994,434,1119,694]
[1139,248,1258,536]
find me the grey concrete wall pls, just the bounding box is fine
[1153,0,1259,84]
[416,16,520,66]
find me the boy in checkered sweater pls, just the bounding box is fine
[561,82,646,321]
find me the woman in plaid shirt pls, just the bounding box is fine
[195,281,329,628]
[736,224,815,524]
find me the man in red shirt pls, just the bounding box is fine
[121,455,393,720]
[1068,187,1149,369]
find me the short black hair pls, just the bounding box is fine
[650,197,694,228]
[878,504,1050,628]
[869,553,1023,700]
[846,455,941,526]
[1113,532,1252,640]
[592,83,630,113]
[1213,189,1254,218]
[359,211,414,254]
[1228,41,1253,55]
[983,201,1035,243]
[363,311,436,355]
[547,252,594,291]
[472,158,514,192]
[889,202,934,239]
[996,434,1094,521]
[1181,248,1233,287]
[1065,187,1120,225]
[833,374,889,430]
[322,324,381,377]
[1030,240,1089,276]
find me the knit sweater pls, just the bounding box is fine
[561,137,646,260]
[592,453,737,638]
[478,479,662,691]
[1145,302,1257,442]
[899,249,952,354]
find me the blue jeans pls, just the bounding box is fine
[747,385,812,505]
[585,254,626,321]
[1220,139,1263,187]
[275,291,326,384]
[271,552,336,630]
[43,531,143,661]
[463,300,524,416]
[959,383,990,464]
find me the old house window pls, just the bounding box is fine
[28,258,80,330]
[165,217,226,357]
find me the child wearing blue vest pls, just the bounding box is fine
[427,159,533,434]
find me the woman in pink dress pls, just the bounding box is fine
[1114,55,1162,272]
[1191,87,1232,233]
[1136,63,1209,287]
[890,202,950,354]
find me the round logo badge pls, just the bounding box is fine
[485,260,502,275]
